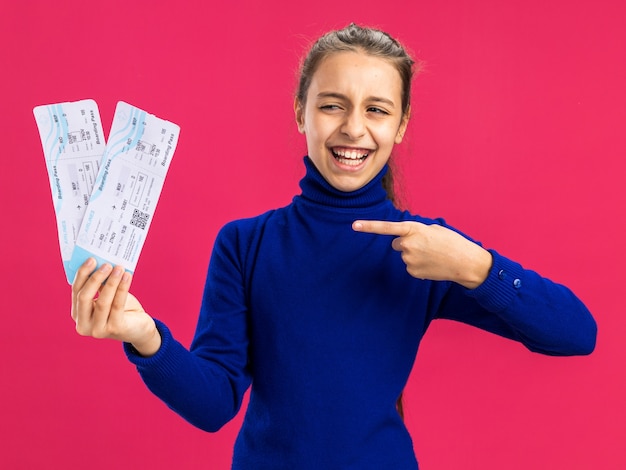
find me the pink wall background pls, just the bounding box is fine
[2,0,624,468]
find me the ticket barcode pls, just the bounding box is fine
[130,209,150,229]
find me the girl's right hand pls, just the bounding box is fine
[71,258,161,356]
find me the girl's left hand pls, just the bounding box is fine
[353,220,492,289]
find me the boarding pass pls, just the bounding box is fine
[34,100,180,283]
[33,100,106,278]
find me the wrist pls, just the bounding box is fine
[461,247,493,289]
[131,319,162,357]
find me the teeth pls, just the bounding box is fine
[338,157,362,166]
[332,148,369,160]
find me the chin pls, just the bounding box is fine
[328,175,369,192]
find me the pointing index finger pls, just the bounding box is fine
[352,220,412,236]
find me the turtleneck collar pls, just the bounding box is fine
[295,156,390,210]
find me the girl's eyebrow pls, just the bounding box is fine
[316,92,396,108]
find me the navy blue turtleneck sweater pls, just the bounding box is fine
[125,157,596,469]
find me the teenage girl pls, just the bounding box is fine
[71,24,596,469]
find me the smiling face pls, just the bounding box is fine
[295,50,409,193]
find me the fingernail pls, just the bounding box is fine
[111,266,123,277]
[99,263,112,273]
[353,222,363,230]
[85,258,96,268]
[122,272,131,283]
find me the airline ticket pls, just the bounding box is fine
[33,99,106,280]
[67,101,180,283]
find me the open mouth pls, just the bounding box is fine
[331,147,370,166]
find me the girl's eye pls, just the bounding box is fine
[320,104,341,111]
[367,107,388,115]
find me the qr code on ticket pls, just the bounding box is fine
[130,209,150,230]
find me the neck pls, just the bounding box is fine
[297,156,390,210]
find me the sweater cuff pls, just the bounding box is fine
[123,319,177,374]
[465,249,525,312]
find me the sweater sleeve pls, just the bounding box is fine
[124,222,252,432]
[435,249,597,356]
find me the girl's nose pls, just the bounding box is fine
[340,110,366,140]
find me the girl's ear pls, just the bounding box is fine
[294,98,305,134]
[395,106,411,144]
